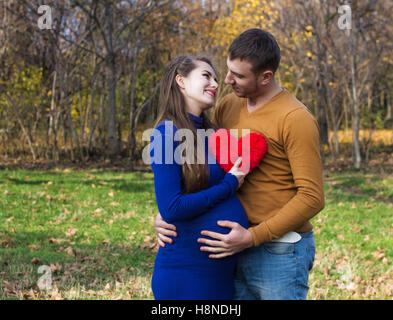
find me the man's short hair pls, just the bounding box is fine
[228,28,281,75]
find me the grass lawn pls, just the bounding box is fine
[0,167,392,300]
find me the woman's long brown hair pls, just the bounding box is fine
[154,55,218,194]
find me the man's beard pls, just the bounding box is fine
[232,80,258,99]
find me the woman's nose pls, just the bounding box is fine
[211,79,218,89]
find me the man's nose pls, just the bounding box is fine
[224,72,233,85]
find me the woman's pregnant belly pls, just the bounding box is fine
[154,196,249,269]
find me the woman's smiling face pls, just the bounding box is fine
[177,60,219,114]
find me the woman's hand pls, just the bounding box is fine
[228,157,247,189]
[154,211,177,247]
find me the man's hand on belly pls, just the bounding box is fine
[155,211,177,247]
[197,221,254,258]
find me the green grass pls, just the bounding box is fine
[309,170,393,299]
[1,167,392,299]
[0,168,157,299]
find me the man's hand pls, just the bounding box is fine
[154,212,177,247]
[197,221,254,259]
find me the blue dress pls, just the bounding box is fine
[150,113,249,300]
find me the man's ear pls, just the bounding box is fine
[258,70,274,86]
[175,74,185,89]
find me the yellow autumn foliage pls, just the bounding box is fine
[329,130,393,145]
[210,0,278,55]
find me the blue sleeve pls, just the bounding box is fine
[150,122,239,223]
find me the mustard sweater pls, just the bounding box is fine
[214,89,325,246]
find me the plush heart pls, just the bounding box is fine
[208,129,268,173]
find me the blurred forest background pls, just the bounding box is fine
[0,0,392,168]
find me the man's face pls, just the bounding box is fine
[224,57,259,98]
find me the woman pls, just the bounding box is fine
[149,55,249,300]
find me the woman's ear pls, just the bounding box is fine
[175,74,185,89]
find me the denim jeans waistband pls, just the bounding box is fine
[299,229,314,239]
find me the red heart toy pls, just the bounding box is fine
[208,129,268,173]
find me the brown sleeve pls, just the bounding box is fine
[249,108,325,246]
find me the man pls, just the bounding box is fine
[154,28,325,300]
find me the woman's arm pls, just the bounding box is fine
[150,123,239,223]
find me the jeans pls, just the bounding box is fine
[234,230,315,300]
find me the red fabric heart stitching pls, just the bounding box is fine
[208,129,268,173]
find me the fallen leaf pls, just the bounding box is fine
[364,202,375,209]
[65,227,77,237]
[143,236,154,243]
[1,236,11,247]
[65,247,75,256]
[372,249,386,261]
[50,262,62,273]
[141,262,154,267]
[31,257,42,265]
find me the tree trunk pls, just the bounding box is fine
[59,66,80,161]
[349,30,361,169]
[314,38,329,146]
[98,91,107,151]
[385,92,393,128]
[128,46,139,159]
[14,109,36,160]
[104,1,120,159]
[48,68,59,161]
[323,72,339,155]
[365,89,373,166]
